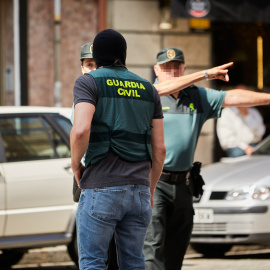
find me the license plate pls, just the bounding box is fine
[194,208,214,223]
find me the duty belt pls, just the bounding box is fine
[160,170,189,183]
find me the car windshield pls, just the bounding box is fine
[252,135,270,155]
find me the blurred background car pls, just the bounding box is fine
[0,106,79,268]
[191,135,270,257]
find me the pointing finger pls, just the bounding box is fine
[217,62,234,69]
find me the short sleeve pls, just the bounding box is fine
[152,85,164,119]
[73,74,98,107]
[199,87,226,121]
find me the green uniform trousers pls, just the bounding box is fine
[143,180,194,270]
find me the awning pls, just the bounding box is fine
[171,0,270,23]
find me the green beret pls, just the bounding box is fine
[80,42,93,60]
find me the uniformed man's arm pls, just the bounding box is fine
[70,102,95,186]
[149,118,166,208]
[223,89,270,107]
[155,62,233,96]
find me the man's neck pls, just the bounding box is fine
[172,92,179,99]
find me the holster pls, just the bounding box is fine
[188,161,205,198]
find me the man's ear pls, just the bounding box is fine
[153,65,159,76]
[183,65,187,73]
[81,66,84,74]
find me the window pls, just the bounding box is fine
[0,116,70,162]
[53,115,72,136]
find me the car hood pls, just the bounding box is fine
[201,155,270,191]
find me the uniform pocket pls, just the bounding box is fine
[91,188,126,221]
[139,191,152,227]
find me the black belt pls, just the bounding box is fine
[160,170,189,183]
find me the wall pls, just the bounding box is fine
[60,0,98,107]
[27,0,98,107]
[28,0,55,106]
[107,0,215,165]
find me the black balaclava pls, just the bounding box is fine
[93,29,127,68]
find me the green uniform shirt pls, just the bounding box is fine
[160,84,226,172]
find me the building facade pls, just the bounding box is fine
[1,0,270,164]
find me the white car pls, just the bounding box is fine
[0,106,79,267]
[191,135,270,257]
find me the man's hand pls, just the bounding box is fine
[150,194,154,208]
[72,162,85,187]
[150,189,155,208]
[207,62,233,82]
[245,145,254,155]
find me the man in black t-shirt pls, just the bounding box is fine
[71,29,166,270]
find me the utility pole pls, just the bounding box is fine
[14,0,21,106]
[54,0,61,107]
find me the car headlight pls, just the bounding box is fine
[226,185,270,201]
[226,186,251,201]
[252,186,270,200]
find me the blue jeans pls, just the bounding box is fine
[77,185,152,270]
[226,147,245,157]
[226,143,257,158]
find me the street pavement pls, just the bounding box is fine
[182,248,270,270]
[10,245,270,270]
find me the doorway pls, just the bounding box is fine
[211,22,270,160]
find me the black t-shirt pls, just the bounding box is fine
[73,73,163,189]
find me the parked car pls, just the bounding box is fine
[191,135,270,257]
[0,106,79,268]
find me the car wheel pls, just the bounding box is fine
[190,243,232,257]
[0,249,25,268]
[67,230,79,268]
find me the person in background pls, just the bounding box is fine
[70,42,97,123]
[217,85,266,157]
[80,42,97,73]
[143,48,270,270]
